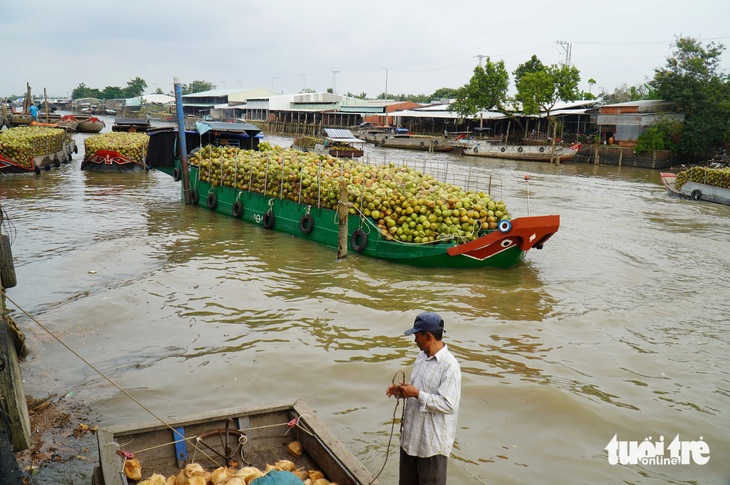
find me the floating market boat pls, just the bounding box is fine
[292,129,365,158]
[660,169,730,206]
[81,132,150,172]
[92,398,376,485]
[53,114,79,131]
[375,132,454,152]
[0,126,77,174]
[76,116,105,133]
[456,139,581,162]
[147,122,560,269]
[111,118,151,133]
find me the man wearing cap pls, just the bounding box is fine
[386,312,461,485]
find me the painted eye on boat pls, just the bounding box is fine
[500,239,514,248]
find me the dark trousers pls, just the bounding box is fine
[399,447,448,485]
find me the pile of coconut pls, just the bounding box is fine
[125,458,337,485]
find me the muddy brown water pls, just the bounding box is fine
[1,117,729,483]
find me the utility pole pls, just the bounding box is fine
[300,73,307,90]
[331,70,339,94]
[476,54,488,67]
[557,41,572,66]
[384,68,389,99]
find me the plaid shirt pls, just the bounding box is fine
[401,344,461,458]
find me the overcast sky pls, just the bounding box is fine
[3,0,729,100]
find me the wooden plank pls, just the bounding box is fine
[0,317,30,451]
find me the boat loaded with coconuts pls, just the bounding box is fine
[660,166,730,205]
[0,126,77,174]
[81,132,150,172]
[146,121,560,269]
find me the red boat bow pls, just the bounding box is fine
[447,214,560,261]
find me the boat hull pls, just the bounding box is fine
[92,398,376,485]
[0,139,77,174]
[81,149,147,172]
[660,172,730,206]
[459,141,579,162]
[157,162,559,269]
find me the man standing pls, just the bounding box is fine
[29,103,40,123]
[386,312,461,485]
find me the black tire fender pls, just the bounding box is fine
[263,210,276,229]
[0,233,17,289]
[473,146,478,153]
[191,189,199,205]
[300,213,314,234]
[173,167,181,181]
[691,189,702,200]
[517,147,523,153]
[207,192,218,209]
[420,141,425,147]
[350,228,368,252]
[539,147,545,153]
[500,147,505,153]
[232,200,243,218]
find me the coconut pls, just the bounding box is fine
[124,458,142,481]
[274,459,296,472]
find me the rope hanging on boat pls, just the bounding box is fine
[0,290,221,465]
[369,370,407,484]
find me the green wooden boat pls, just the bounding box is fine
[146,124,560,269]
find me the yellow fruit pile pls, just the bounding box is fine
[676,166,730,190]
[191,145,510,243]
[84,132,149,164]
[129,459,337,485]
[0,126,70,168]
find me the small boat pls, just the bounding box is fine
[147,123,560,269]
[369,130,454,152]
[0,126,77,174]
[77,116,106,133]
[92,398,376,485]
[457,140,581,162]
[55,114,79,132]
[660,169,730,206]
[111,118,151,133]
[320,128,365,158]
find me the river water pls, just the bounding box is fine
[1,117,729,484]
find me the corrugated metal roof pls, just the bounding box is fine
[323,128,363,144]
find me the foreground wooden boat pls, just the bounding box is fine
[147,124,559,269]
[660,171,730,206]
[457,140,581,162]
[92,398,376,485]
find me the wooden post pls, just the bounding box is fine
[337,179,349,260]
[0,292,31,451]
[43,87,49,123]
[594,147,600,165]
[618,148,623,167]
[173,77,192,205]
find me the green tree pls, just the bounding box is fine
[101,86,124,99]
[431,87,459,100]
[648,36,729,159]
[71,83,102,100]
[182,80,216,94]
[599,83,650,104]
[513,55,545,87]
[124,77,148,98]
[450,58,509,119]
[514,62,580,159]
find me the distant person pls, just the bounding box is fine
[29,104,40,122]
[386,311,461,485]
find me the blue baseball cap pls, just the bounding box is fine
[404,312,445,335]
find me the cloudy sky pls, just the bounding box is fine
[3,0,729,99]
